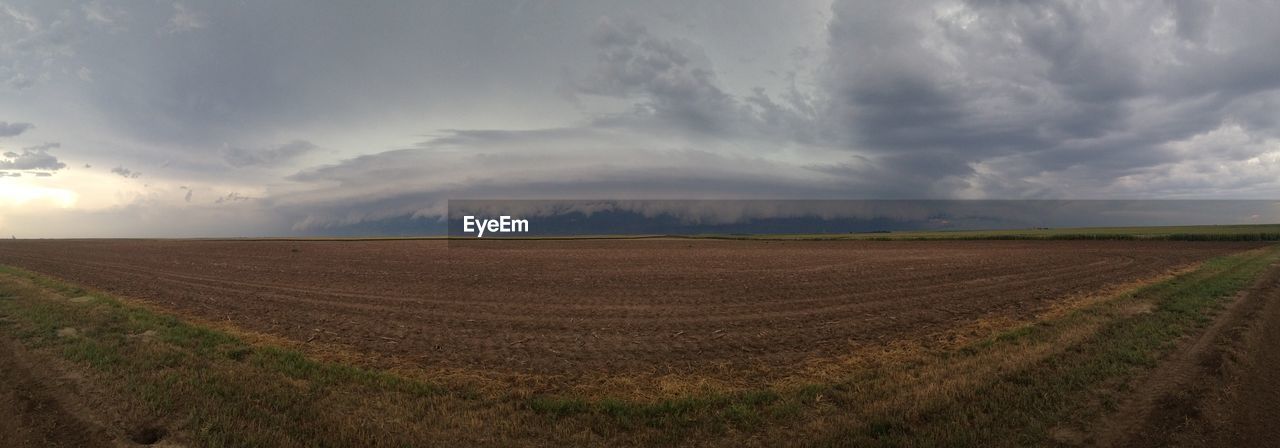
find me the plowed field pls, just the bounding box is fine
[0,240,1261,378]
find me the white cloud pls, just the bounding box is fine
[161,3,205,34]
[82,0,127,31]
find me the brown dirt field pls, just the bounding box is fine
[0,239,1263,382]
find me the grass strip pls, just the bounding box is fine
[712,224,1280,241]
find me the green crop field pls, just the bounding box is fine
[705,223,1280,242]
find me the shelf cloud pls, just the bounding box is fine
[1,0,1278,236]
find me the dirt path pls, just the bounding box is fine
[1096,259,1280,447]
[0,337,117,447]
[1201,260,1280,446]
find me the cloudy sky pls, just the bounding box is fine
[1,0,1279,237]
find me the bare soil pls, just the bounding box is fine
[1096,257,1280,447]
[1210,262,1280,446]
[0,239,1261,379]
[0,336,115,447]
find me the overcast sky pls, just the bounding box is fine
[2,0,1279,237]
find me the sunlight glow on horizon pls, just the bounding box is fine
[0,181,79,209]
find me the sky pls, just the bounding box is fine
[1,0,1279,237]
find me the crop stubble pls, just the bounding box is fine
[0,239,1261,380]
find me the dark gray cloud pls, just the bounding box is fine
[566,16,818,142]
[3,0,1280,237]
[1166,0,1214,42]
[571,16,738,133]
[220,140,316,168]
[0,121,33,137]
[110,165,141,178]
[38,1,615,151]
[0,144,65,170]
[215,192,251,204]
[814,0,1280,198]
[445,199,1280,234]
[259,0,1280,231]
[160,3,206,34]
[273,124,862,230]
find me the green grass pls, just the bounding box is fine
[713,223,1280,241]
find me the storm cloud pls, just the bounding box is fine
[110,165,141,178]
[0,144,65,171]
[1,0,1278,236]
[0,121,33,137]
[221,140,317,168]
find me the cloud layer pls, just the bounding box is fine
[1,145,64,171]
[0,121,33,137]
[1,0,1279,236]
